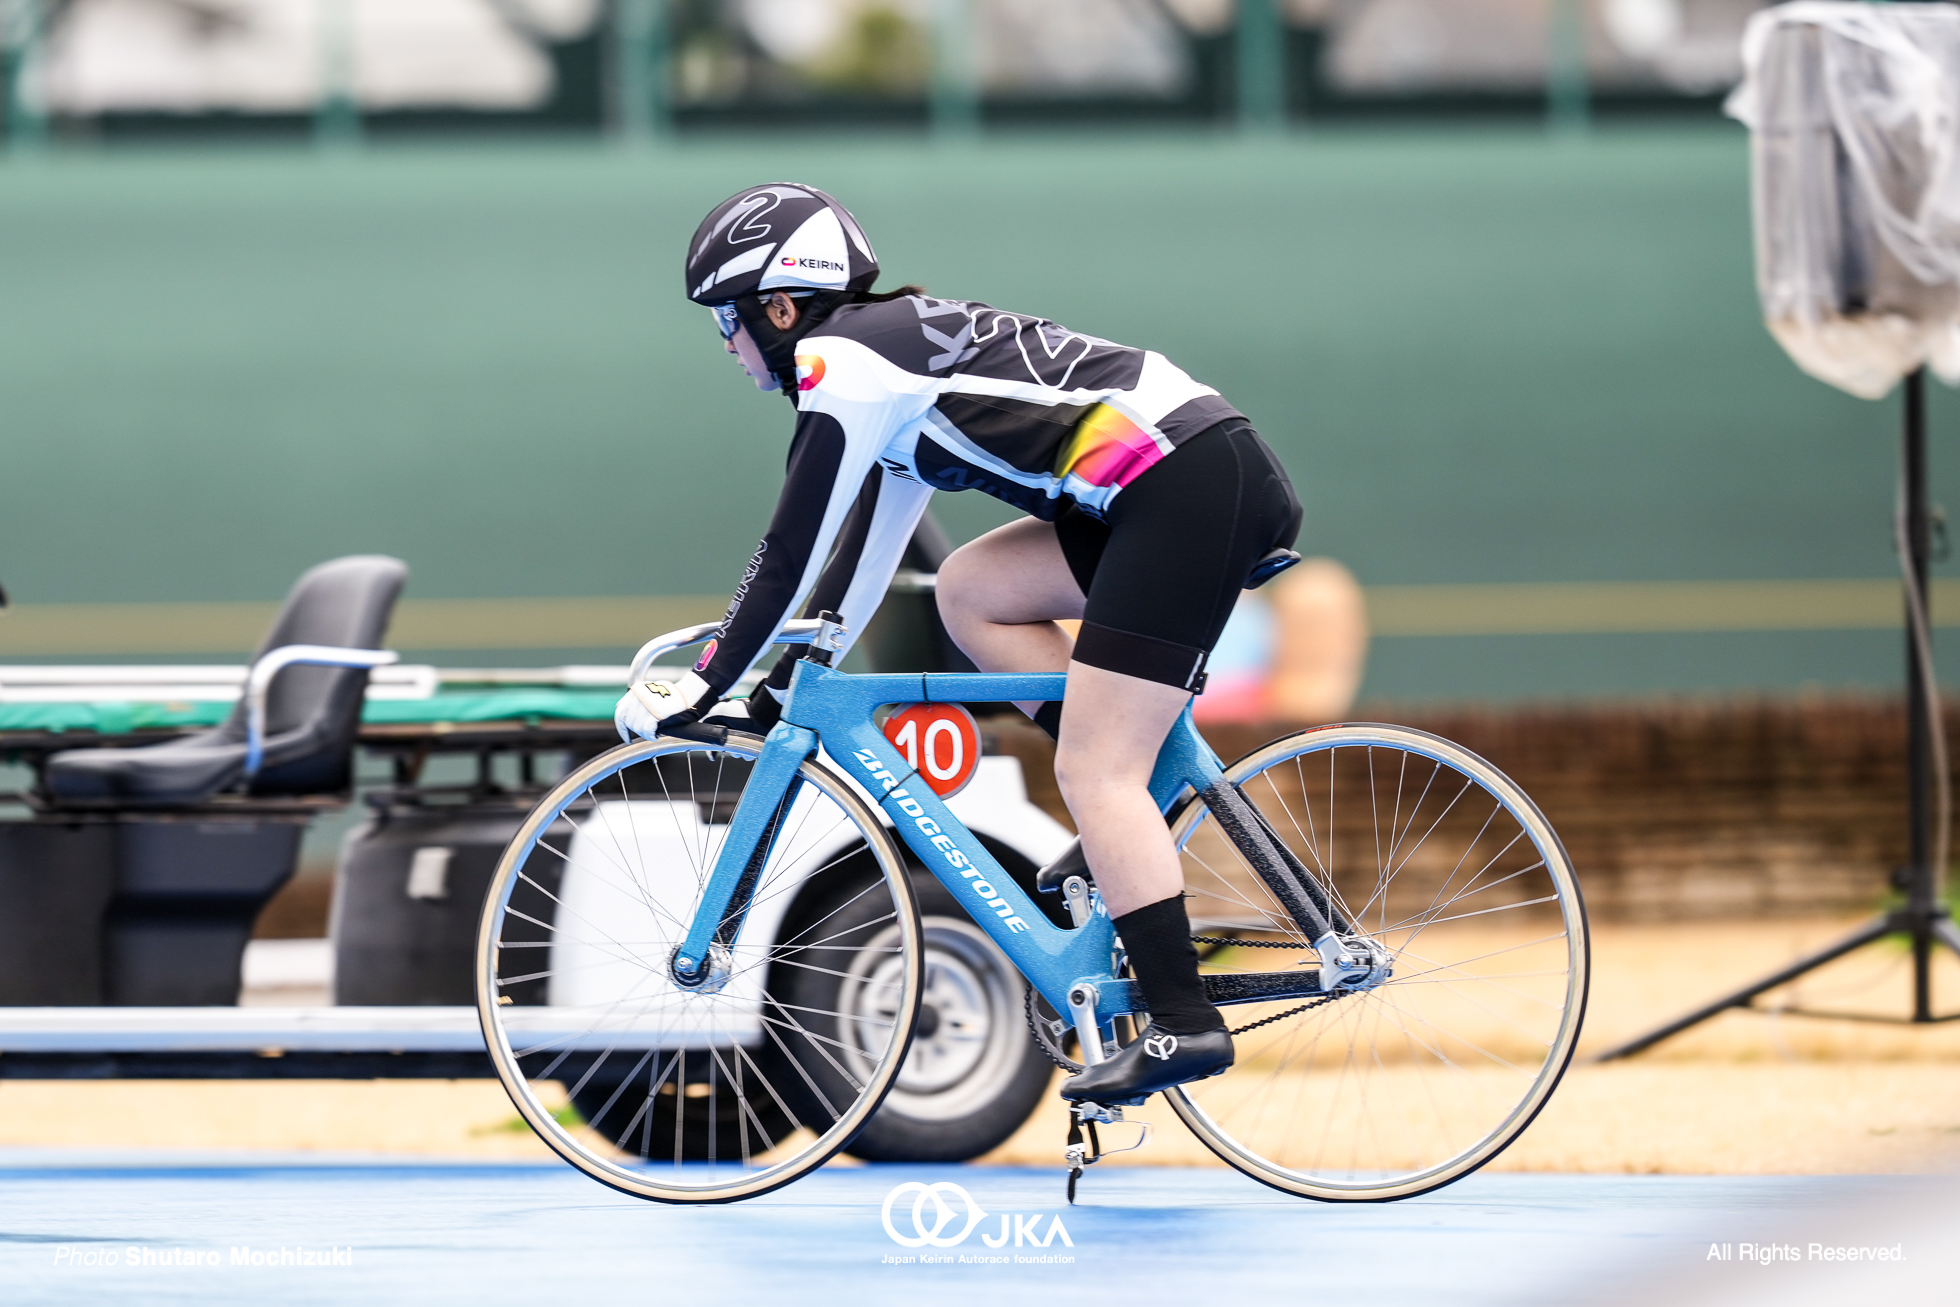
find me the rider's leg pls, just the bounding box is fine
[938,511,1231,1038]
[1045,652,1236,1103]
[1054,662,1226,1042]
[941,421,1300,1100]
[936,517,1082,725]
[938,526,1203,905]
[1051,662,1187,917]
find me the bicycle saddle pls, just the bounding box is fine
[1245,547,1302,589]
[1035,839,1091,894]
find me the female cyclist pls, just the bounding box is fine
[617,183,1302,1106]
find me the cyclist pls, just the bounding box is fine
[618,183,1302,1106]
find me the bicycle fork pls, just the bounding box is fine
[668,724,814,991]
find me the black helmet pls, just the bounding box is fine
[686,183,879,306]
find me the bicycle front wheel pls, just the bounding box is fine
[476,734,922,1204]
[1166,724,1589,1201]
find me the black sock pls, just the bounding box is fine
[1032,701,1063,742]
[1113,894,1224,1036]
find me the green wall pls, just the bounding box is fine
[0,128,1949,698]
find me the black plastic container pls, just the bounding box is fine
[0,822,116,1003]
[331,802,564,1006]
[0,815,303,1005]
[104,818,305,1005]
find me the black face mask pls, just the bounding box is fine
[731,292,849,396]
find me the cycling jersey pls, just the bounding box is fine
[674,294,1245,710]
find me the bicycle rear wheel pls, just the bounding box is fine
[1165,724,1588,1201]
[475,735,922,1203]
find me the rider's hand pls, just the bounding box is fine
[700,688,783,736]
[615,680,701,743]
[699,700,754,732]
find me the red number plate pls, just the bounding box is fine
[881,703,981,798]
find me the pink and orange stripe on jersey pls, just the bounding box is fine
[1053,403,1177,492]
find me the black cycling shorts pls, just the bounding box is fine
[1055,418,1302,691]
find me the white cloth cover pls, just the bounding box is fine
[1728,4,1960,399]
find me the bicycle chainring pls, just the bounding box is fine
[1024,985,1083,1073]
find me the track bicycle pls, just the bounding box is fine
[475,615,1589,1204]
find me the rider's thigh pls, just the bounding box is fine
[937,517,1087,628]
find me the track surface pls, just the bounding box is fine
[0,1154,1949,1305]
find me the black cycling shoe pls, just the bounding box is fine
[1058,1023,1234,1107]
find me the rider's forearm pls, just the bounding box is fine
[693,413,866,701]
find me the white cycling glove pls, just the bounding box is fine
[614,673,714,743]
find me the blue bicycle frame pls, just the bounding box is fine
[668,657,1229,1028]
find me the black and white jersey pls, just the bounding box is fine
[672,294,1242,709]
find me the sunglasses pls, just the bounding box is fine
[711,292,814,341]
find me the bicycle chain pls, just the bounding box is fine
[1188,935,1309,949]
[1223,992,1346,1035]
[1189,936,1359,1033]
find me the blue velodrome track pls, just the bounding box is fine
[0,1156,1950,1306]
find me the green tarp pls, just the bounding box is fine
[0,691,618,737]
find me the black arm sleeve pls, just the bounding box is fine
[755,466,885,698]
[694,411,857,700]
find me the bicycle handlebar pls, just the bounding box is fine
[625,618,830,690]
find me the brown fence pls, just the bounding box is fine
[989,697,1947,923]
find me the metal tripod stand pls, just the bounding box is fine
[1598,368,1960,1061]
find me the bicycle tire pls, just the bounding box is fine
[1161,724,1589,1201]
[840,882,1055,1162]
[475,734,922,1204]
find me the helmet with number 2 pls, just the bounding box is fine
[685,183,880,307]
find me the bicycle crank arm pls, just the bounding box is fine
[1067,983,1113,1065]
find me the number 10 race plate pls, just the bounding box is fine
[880,703,981,798]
